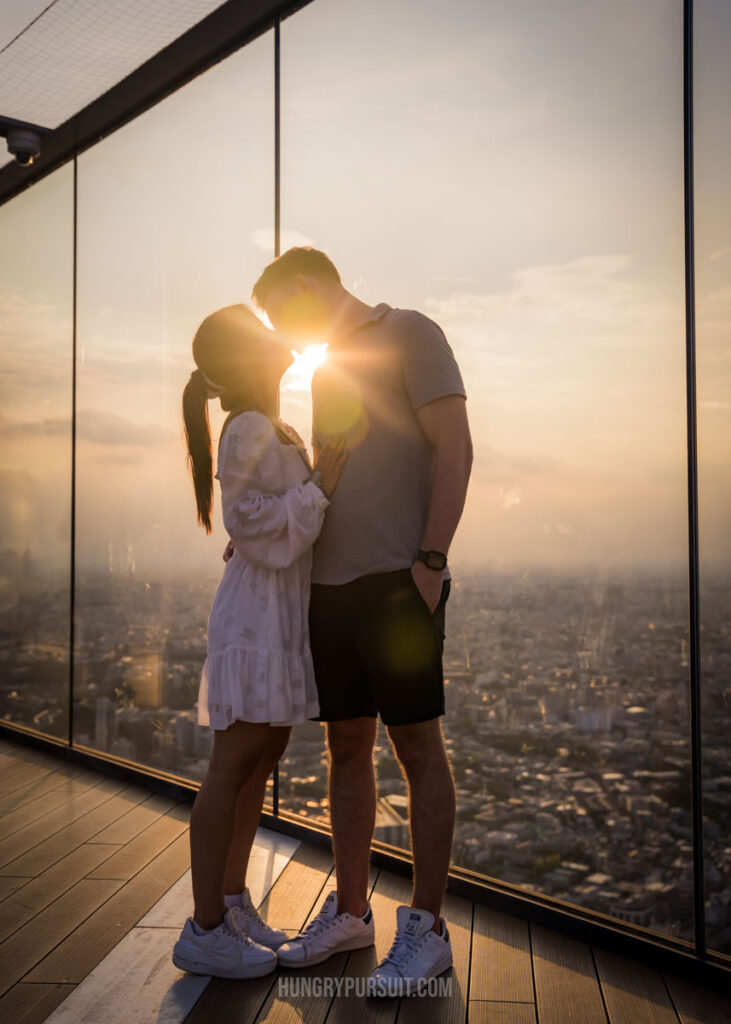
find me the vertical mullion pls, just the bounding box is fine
[68,156,78,749]
[274,19,281,260]
[272,20,281,817]
[683,0,705,958]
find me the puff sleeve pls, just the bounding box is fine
[218,411,329,570]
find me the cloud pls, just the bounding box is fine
[498,485,521,509]
[78,410,175,446]
[699,400,730,411]
[0,409,174,446]
[475,443,568,477]
[709,247,730,263]
[0,413,69,439]
[425,253,683,366]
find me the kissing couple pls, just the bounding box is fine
[173,246,473,997]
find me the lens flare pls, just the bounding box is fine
[282,343,329,392]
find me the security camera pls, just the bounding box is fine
[6,127,41,166]
[0,116,51,168]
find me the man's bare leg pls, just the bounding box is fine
[326,717,378,916]
[387,717,456,931]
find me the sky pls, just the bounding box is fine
[0,0,729,582]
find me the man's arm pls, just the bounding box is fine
[412,394,473,611]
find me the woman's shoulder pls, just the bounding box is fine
[220,410,279,462]
[221,409,277,443]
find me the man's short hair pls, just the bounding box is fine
[252,246,341,308]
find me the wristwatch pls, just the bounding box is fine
[416,549,447,571]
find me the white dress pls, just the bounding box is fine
[196,410,329,730]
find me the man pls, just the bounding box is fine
[252,247,472,995]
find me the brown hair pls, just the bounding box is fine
[252,246,341,309]
[181,304,272,533]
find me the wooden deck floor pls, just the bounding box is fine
[0,735,729,1024]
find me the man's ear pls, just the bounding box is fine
[295,273,311,293]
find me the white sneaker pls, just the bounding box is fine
[276,888,375,968]
[172,906,278,979]
[228,887,289,949]
[368,905,453,997]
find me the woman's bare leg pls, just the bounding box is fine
[223,726,291,896]
[189,720,274,930]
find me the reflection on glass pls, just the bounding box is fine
[695,0,731,960]
[278,0,693,942]
[0,165,73,740]
[73,30,274,785]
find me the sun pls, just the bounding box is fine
[282,342,329,392]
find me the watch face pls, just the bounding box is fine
[427,551,446,570]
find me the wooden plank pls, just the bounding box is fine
[0,840,123,942]
[325,868,412,1024]
[0,747,53,771]
[469,1002,537,1024]
[0,981,76,1024]
[470,904,534,1003]
[24,829,191,984]
[85,800,188,879]
[0,760,59,794]
[398,889,473,1024]
[0,776,130,869]
[87,791,183,846]
[0,770,108,836]
[663,972,731,1024]
[0,877,123,996]
[530,923,607,1024]
[185,839,335,1024]
[254,867,357,1024]
[593,945,679,1024]
[0,875,32,900]
[257,841,334,934]
[37,920,211,1024]
[0,784,154,876]
[0,741,49,758]
[0,763,93,819]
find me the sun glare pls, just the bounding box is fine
[282,342,329,392]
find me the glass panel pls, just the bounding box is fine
[0,164,73,740]
[279,0,692,941]
[74,30,274,790]
[696,0,731,960]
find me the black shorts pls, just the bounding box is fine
[308,568,451,727]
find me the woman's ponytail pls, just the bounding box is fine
[182,368,214,533]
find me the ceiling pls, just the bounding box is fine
[0,0,307,201]
[0,0,232,168]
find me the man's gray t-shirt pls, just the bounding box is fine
[310,302,467,585]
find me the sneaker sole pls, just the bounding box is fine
[172,949,277,979]
[277,932,375,968]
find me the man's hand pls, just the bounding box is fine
[410,560,443,613]
[223,539,235,562]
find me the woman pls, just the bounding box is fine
[172,303,346,979]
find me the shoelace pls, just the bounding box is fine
[379,931,426,974]
[221,914,255,946]
[237,901,265,926]
[294,910,340,946]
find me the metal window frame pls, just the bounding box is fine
[1,0,728,992]
[0,0,311,207]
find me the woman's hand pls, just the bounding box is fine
[315,438,349,499]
